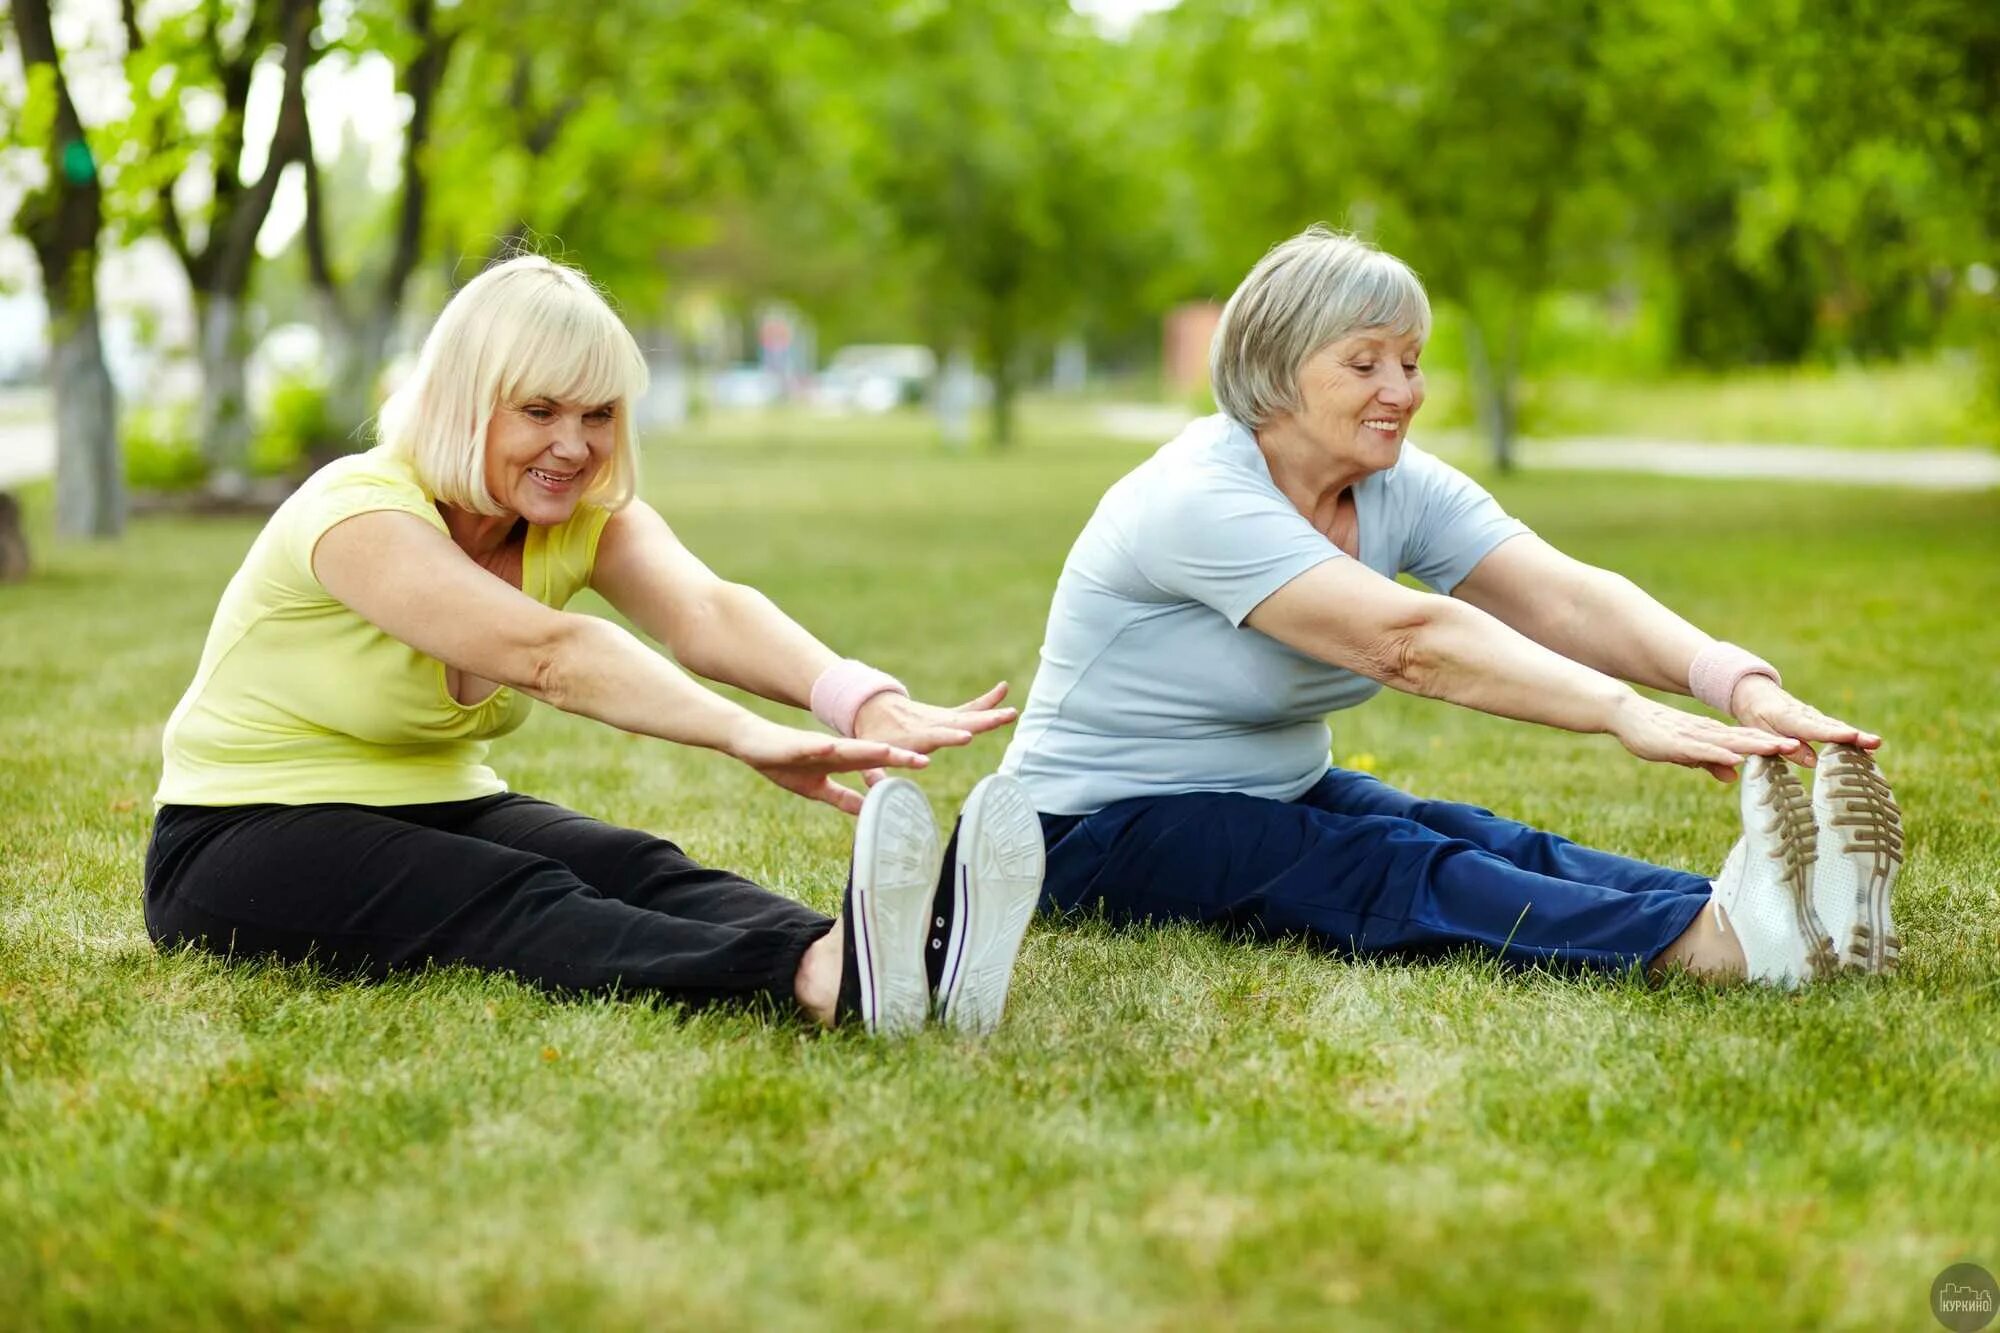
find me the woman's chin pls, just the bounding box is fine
[514,483,583,524]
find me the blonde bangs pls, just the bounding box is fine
[382,255,648,515]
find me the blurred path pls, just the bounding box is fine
[1528,438,2000,491]
[0,391,54,490]
[1096,406,2000,491]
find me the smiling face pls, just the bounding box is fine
[1289,328,1427,474]
[481,396,619,526]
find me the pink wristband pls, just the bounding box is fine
[809,659,908,737]
[1688,641,1780,713]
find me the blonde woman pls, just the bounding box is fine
[146,256,1046,1036]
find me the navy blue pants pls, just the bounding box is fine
[1038,769,1714,972]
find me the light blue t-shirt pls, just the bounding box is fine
[999,414,1530,815]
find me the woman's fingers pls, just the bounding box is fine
[822,739,927,771]
[814,777,866,815]
[956,681,1010,710]
[1711,723,1796,755]
[954,707,1018,735]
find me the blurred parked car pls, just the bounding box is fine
[813,344,937,413]
[706,364,786,411]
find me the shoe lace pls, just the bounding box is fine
[1759,764,1818,882]
[1823,749,1903,860]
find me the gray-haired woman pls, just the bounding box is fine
[998,225,1903,986]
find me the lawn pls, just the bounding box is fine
[2,419,1997,1331]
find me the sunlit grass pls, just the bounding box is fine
[1517,357,1999,449]
[2,423,1996,1330]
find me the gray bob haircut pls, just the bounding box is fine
[1209,225,1432,428]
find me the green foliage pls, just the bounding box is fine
[120,404,205,492]
[3,424,1998,1327]
[254,375,336,473]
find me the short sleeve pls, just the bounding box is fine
[281,470,447,592]
[1129,468,1343,626]
[1395,446,1531,593]
[533,503,613,608]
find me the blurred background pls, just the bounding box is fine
[3,0,1996,541]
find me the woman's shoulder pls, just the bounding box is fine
[295,444,427,501]
[281,445,441,529]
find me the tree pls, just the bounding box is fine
[299,0,458,442]
[426,1,810,311]
[121,0,316,492]
[1165,0,1628,470]
[10,0,123,538]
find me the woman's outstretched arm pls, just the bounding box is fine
[1244,555,1796,781]
[588,499,1015,750]
[313,509,925,814]
[1451,535,1879,762]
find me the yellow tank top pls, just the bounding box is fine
[156,445,611,807]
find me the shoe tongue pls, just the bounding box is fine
[834,877,863,1024]
[926,823,962,993]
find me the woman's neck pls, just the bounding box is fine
[438,503,521,560]
[1253,415,1369,520]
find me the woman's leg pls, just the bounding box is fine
[143,801,830,1009]
[1295,769,1714,897]
[439,794,834,934]
[1040,790,1711,974]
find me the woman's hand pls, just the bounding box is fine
[1727,675,1881,767]
[1609,694,1799,782]
[853,682,1017,755]
[729,719,928,815]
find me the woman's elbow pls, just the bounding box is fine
[521,613,598,709]
[1374,603,1458,697]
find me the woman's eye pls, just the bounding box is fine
[1403,363,1420,373]
[585,411,614,426]
[1352,362,1375,374]
[524,405,552,421]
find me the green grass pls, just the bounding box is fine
[3,421,1998,1331]
[1513,358,2000,450]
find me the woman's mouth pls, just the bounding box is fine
[527,466,580,489]
[1362,418,1401,436]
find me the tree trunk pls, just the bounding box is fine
[1462,315,1520,474]
[989,361,1017,448]
[982,308,1019,449]
[14,0,124,538]
[0,493,30,581]
[196,292,254,493]
[50,305,123,537]
[319,300,395,446]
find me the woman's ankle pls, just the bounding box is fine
[794,920,844,1027]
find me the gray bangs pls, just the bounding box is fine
[1209,226,1433,428]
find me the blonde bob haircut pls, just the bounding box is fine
[1209,225,1432,429]
[378,254,648,515]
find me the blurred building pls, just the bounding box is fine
[1163,301,1221,397]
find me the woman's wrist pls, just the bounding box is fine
[809,659,907,737]
[1599,684,1647,737]
[1688,641,1780,713]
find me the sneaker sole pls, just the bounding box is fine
[1816,745,1903,974]
[851,778,942,1036]
[1749,755,1840,981]
[936,775,1044,1036]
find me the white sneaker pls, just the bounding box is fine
[840,778,943,1036]
[1710,755,1837,986]
[1810,744,1903,973]
[928,775,1045,1036]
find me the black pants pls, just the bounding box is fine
[144,794,835,1009]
